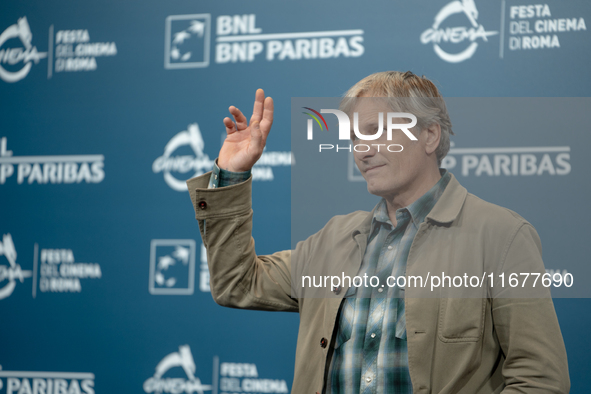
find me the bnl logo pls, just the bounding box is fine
[165,14,211,69]
[149,239,196,295]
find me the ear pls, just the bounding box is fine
[423,122,441,156]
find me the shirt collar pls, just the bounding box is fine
[371,169,451,230]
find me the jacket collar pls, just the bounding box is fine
[351,172,467,238]
[351,205,376,240]
[425,172,467,225]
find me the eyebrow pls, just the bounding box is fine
[350,123,382,133]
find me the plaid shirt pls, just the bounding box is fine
[209,164,451,393]
[328,170,451,394]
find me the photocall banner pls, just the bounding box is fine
[1,0,589,392]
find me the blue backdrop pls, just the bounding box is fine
[1,0,589,393]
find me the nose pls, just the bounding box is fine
[353,141,378,161]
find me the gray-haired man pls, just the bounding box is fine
[187,71,569,393]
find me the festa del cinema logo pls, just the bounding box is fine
[420,0,498,63]
[0,232,103,300]
[303,107,418,153]
[152,123,292,192]
[144,345,289,394]
[164,13,364,68]
[0,15,118,83]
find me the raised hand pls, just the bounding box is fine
[218,89,274,172]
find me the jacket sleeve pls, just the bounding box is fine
[186,172,298,312]
[492,223,570,393]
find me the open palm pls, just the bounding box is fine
[218,89,274,172]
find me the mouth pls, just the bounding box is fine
[364,164,385,173]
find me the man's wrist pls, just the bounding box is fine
[208,159,251,189]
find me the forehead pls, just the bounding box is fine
[351,98,393,121]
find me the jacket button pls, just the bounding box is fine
[198,201,207,210]
[320,338,327,348]
[332,285,341,295]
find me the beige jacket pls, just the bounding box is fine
[187,172,569,394]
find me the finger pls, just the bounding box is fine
[249,120,264,154]
[250,88,265,125]
[229,106,248,130]
[223,117,237,134]
[259,96,274,141]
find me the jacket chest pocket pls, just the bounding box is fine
[437,298,486,343]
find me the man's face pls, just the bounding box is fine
[351,98,428,200]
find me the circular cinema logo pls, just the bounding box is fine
[144,345,212,394]
[153,123,214,192]
[0,17,47,82]
[0,233,32,299]
[420,0,498,63]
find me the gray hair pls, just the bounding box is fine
[340,71,454,165]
